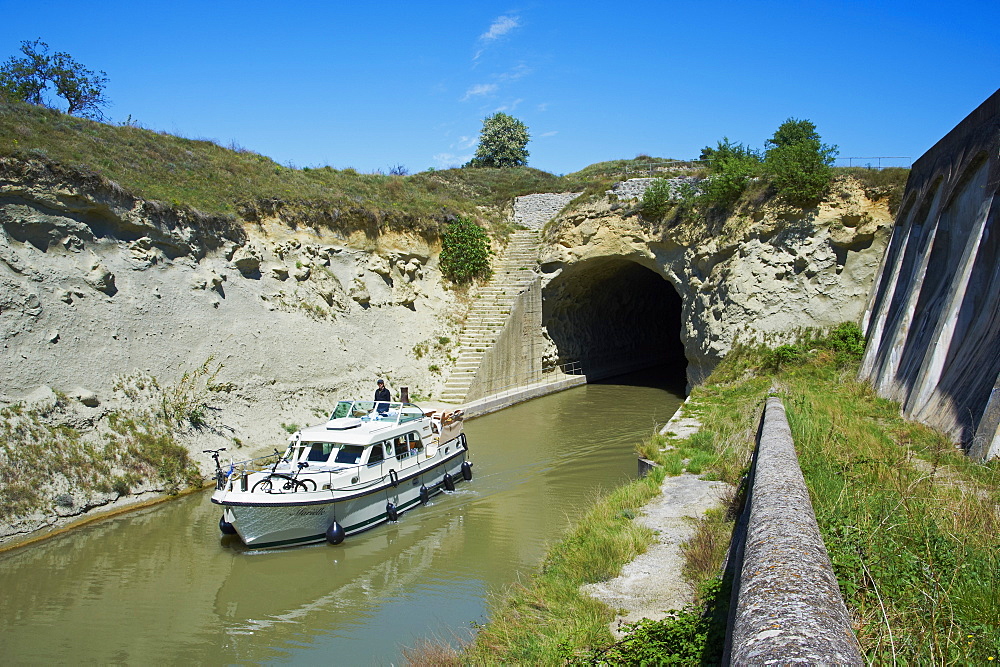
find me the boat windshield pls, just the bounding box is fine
[327,401,424,424]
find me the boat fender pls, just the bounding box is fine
[326,521,346,545]
[386,502,399,522]
[219,516,238,535]
[389,469,399,488]
[419,485,430,504]
[461,460,473,481]
[443,473,455,492]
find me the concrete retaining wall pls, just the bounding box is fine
[860,88,1000,459]
[461,374,587,418]
[465,277,545,402]
[726,397,863,665]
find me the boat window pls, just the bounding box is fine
[399,404,421,423]
[334,445,364,464]
[393,436,409,458]
[407,431,423,451]
[307,443,334,462]
[367,444,385,466]
[330,401,355,419]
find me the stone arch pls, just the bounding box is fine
[541,257,686,381]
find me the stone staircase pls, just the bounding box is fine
[439,229,541,403]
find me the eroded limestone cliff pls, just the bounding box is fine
[0,158,896,543]
[0,158,466,541]
[537,177,894,384]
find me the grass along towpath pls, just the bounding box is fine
[407,324,999,664]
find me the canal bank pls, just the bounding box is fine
[0,370,684,664]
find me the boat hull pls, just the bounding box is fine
[215,446,469,548]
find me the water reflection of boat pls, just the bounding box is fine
[212,512,474,644]
[211,401,472,548]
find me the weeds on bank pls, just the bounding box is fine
[0,361,219,522]
[461,468,668,664]
[781,364,1000,663]
[700,323,999,662]
[0,101,587,234]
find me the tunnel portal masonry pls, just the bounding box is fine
[533,181,893,387]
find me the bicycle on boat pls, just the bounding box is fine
[203,448,229,490]
[251,449,317,493]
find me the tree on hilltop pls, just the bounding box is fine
[466,112,530,168]
[0,39,109,119]
[763,118,837,206]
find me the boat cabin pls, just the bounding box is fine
[280,401,437,471]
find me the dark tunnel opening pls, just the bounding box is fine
[542,258,686,390]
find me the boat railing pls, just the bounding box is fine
[223,451,284,479]
[328,400,426,427]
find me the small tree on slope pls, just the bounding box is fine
[0,39,109,119]
[467,112,530,168]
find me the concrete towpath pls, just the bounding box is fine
[581,400,730,638]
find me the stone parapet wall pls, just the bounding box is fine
[512,192,582,229]
[726,397,863,664]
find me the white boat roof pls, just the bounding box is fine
[294,400,430,445]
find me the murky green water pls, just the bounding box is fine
[0,370,683,664]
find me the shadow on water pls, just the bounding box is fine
[591,362,689,394]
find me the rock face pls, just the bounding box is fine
[0,158,463,461]
[539,178,894,384]
[0,156,896,541]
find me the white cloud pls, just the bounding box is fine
[498,63,531,81]
[480,15,520,41]
[497,98,524,112]
[461,83,498,101]
[474,15,521,61]
[458,135,477,149]
[537,102,550,112]
[433,153,473,168]
[539,131,558,137]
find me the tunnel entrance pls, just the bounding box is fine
[541,257,686,384]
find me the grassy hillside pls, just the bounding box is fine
[0,100,588,229]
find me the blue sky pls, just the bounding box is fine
[3,1,998,175]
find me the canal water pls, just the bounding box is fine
[0,369,684,664]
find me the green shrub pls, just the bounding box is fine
[699,138,762,209]
[826,322,865,357]
[583,577,729,665]
[763,118,837,206]
[439,216,493,284]
[639,178,675,219]
[766,344,802,370]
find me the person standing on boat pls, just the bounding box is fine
[374,379,391,414]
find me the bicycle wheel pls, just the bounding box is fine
[298,478,317,492]
[252,478,273,493]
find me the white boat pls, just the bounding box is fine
[210,400,471,548]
